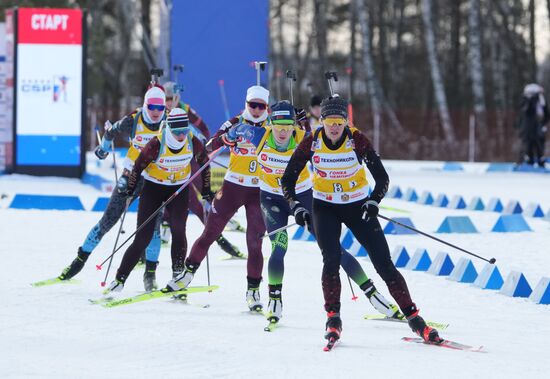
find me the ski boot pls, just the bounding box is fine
[143,260,158,292]
[103,277,126,295]
[361,279,404,319]
[58,248,89,280]
[160,221,171,245]
[165,262,197,292]
[325,311,342,341]
[216,235,244,258]
[407,312,442,343]
[266,284,283,322]
[246,277,263,312]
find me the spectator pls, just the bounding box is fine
[518,84,549,167]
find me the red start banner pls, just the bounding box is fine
[17,8,82,45]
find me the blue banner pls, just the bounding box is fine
[170,0,269,135]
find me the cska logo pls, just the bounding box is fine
[136,136,143,142]
[159,158,164,163]
[313,155,320,164]
[260,153,268,161]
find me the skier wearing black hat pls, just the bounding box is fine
[256,101,401,327]
[281,95,442,347]
[308,95,323,130]
[104,108,212,293]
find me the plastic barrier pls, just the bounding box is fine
[9,194,85,211]
[387,186,403,199]
[486,198,504,212]
[491,214,532,232]
[405,248,432,271]
[436,216,478,233]
[448,195,467,209]
[499,271,533,298]
[467,197,485,211]
[448,257,478,283]
[529,277,550,304]
[340,229,354,249]
[473,263,504,290]
[391,245,410,268]
[486,163,514,172]
[427,252,455,276]
[417,191,434,205]
[524,203,545,218]
[91,197,139,213]
[433,194,449,208]
[442,162,464,171]
[403,188,418,202]
[292,226,315,242]
[503,200,523,214]
[383,217,417,235]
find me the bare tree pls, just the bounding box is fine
[529,0,536,82]
[467,0,487,140]
[355,0,402,132]
[421,0,455,143]
[314,0,328,72]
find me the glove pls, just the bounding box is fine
[295,107,307,123]
[361,198,379,221]
[94,136,112,160]
[201,189,215,203]
[117,173,137,196]
[291,201,312,232]
[116,175,129,195]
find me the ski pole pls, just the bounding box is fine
[212,159,228,170]
[173,64,184,83]
[324,71,339,96]
[347,275,358,301]
[262,223,298,239]
[100,198,132,286]
[200,190,212,288]
[218,80,231,120]
[254,61,267,86]
[378,214,497,264]
[96,146,227,270]
[286,70,297,105]
[150,68,164,86]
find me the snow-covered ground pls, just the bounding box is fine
[1,161,549,378]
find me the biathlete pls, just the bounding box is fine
[58,86,167,291]
[161,82,243,258]
[281,96,442,345]
[253,101,401,325]
[164,85,270,311]
[105,108,212,293]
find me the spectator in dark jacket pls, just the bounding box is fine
[518,83,549,167]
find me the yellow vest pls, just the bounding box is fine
[257,127,312,195]
[143,128,194,185]
[224,117,269,187]
[310,127,369,204]
[123,111,161,171]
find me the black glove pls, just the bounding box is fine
[361,198,379,221]
[291,201,312,232]
[294,107,307,123]
[201,189,215,203]
[94,145,109,160]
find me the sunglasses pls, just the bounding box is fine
[147,104,166,112]
[247,101,267,110]
[322,116,346,127]
[170,127,188,137]
[272,122,294,132]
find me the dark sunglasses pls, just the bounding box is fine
[147,104,166,112]
[247,101,267,110]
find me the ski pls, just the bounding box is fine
[31,277,80,287]
[220,253,247,261]
[264,318,279,332]
[90,285,219,308]
[364,314,449,330]
[402,337,484,353]
[323,337,339,352]
[224,219,246,233]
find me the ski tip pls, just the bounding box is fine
[96,265,102,271]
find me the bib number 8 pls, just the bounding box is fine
[333,183,343,192]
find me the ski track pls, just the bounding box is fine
[1,165,549,378]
